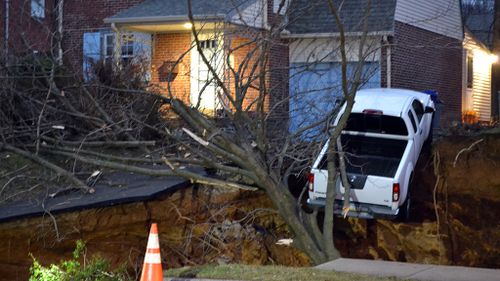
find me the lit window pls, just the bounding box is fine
[31,0,45,19]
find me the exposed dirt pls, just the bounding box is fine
[0,187,308,281]
[0,134,499,280]
[334,133,500,268]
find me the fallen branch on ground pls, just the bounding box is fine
[0,143,94,193]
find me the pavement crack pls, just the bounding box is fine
[403,266,434,279]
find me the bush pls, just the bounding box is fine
[29,240,131,281]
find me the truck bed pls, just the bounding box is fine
[346,155,401,178]
[341,134,407,178]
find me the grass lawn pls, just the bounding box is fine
[165,264,404,281]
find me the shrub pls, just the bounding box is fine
[29,240,131,281]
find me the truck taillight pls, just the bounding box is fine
[308,173,315,192]
[392,183,400,201]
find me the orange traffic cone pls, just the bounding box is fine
[140,223,163,281]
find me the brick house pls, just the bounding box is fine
[1,0,496,125]
[70,0,289,114]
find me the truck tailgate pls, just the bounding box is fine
[336,175,394,207]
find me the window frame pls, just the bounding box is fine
[467,55,473,89]
[411,99,424,123]
[103,33,115,61]
[120,33,135,63]
[102,33,135,65]
[407,109,418,134]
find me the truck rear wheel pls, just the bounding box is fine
[424,114,434,149]
[398,173,413,222]
[399,194,411,222]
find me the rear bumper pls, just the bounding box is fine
[307,198,399,219]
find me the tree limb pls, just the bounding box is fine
[0,143,93,193]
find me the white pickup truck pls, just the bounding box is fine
[307,88,435,220]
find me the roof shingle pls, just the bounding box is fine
[287,0,397,34]
[108,0,251,21]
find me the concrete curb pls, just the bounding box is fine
[163,277,245,281]
[316,258,500,281]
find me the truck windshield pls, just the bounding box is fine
[344,113,408,135]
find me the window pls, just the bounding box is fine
[197,39,218,93]
[344,113,408,135]
[407,110,417,133]
[103,34,115,63]
[120,34,134,65]
[31,0,45,19]
[411,100,424,123]
[198,39,216,49]
[467,55,473,88]
[102,33,135,65]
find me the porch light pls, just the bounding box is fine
[183,22,193,29]
[474,49,498,65]
[490,54,498,64]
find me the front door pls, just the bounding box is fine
[190,36,223,114]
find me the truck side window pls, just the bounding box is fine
[408,110,417,133]
[412,100,424,123]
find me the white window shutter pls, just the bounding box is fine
[82,32,102,81]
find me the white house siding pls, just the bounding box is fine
[395,0,462,40]
[463,31,493,122]
[230,0,265,29]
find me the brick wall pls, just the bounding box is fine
[267,38,289,121]
[1,0,55,56]
[227,31,265,111]
[223,26,289,115]
[62,0,145,72]
[391,21,463,124]
[150,32,192,104]
[149,29,285,113]
[1,1,4,53]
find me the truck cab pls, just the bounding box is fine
[307,88,434,219]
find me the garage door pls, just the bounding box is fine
[289,62,380,136]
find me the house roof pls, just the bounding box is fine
[464,14,495,48]
[106,0,252,24]
[287,0,397,35]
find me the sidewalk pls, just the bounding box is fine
[316,258,500,281]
